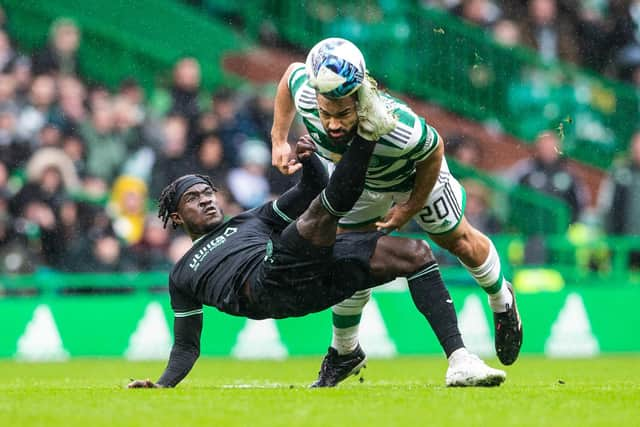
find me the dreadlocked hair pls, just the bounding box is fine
[157,174,217,229]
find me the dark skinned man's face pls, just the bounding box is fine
[170,183,224,239]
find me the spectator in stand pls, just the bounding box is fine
[33,121,63,149]
[571,0,611,73]
[0,30,17,73]
[0,105,21,168]
[118,78,147,121]
[0,185,15,247]
[11,56,32,107]
[0,72,16,111]
[151,57,204,131]
[149,114,192,198]
[87,84,110,110]
[62,205,134,273]
[119,77,165,153]
[195,107,218,142]
[56,75,87,133]
[81,231,137,272]
[237,83,277,144]
[16,73,57,146]
[80,98,129,185]
[61,132,87,179]
[0,161,31,273]
[607,0,640,86]
[453,0,502,28]
[598,131,640,261]
[510,130,588,223]
[21,147,79,208]
[519,0,580,64]
[130,215,173,270]
[112,95,144,153]
[170,57,202,122]
[446,134,483,167]
[9,163,69,268]
[0,158,8,189]
[52,197,82,270]
[227,139,271,209]
[193,131,228,184]
[108,175,148,245]
[492,18,522,47]
[211,87,246,166]
[32,18,81,76]
[462,178,503,234]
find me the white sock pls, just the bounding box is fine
[460,241,513,313]
[331,289,371,354]
[331,325,359,355]
[488,283,513,313]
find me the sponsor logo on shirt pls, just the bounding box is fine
[189,227,237,271]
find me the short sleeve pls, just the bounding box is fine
[408,123,439,162]
[169,277,203,318]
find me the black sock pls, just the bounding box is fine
[408,262,464,358]
[321,135,375,216]
[275,154,329,220]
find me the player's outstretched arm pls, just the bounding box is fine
[271,62,304,175]
[127,314,203,389]
[376,135,444,231]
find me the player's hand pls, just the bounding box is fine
[375,203,419,232]
[295,135,317,163]
[272,140,301,175]
[127,378,161,388]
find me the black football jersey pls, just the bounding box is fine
[168,201,291,316]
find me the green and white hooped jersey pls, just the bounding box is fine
[288,64,439,193]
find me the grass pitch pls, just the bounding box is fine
[1,356,638,427]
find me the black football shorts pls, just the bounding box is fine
[248,228,384,319]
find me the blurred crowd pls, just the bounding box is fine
[427,0,640,84]
[0,11,308,274]
[1,3,639,275]
[443,129,640,267]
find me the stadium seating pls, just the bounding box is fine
[3,0,247,92]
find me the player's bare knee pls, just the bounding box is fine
[370,237,434,280]
[397,239,434,273]
[411,239,435,267]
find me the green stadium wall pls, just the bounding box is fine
[2,283,638,360]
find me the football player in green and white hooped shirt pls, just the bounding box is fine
[271,38,522,387]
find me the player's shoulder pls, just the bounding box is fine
[382,92,427,127]
[380,93,429,146]
[288,62,310,92]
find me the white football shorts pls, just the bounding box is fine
[326,157,466,235]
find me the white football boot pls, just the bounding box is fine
[356,74,397,141]
[445,348,506,387]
